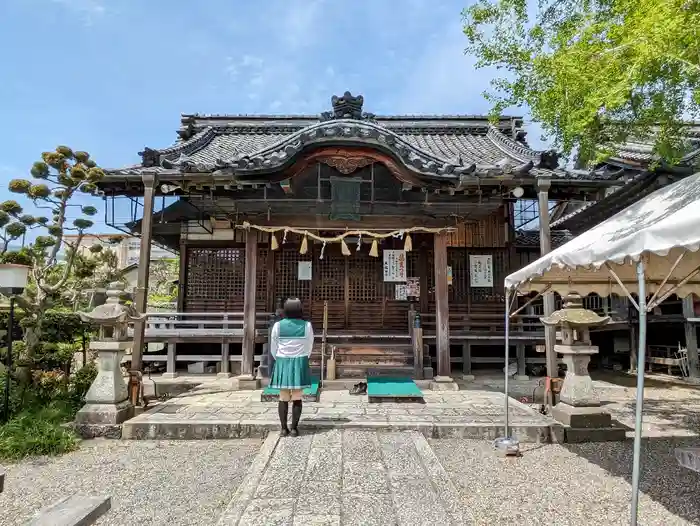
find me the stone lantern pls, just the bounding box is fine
[541,293,624,440]
[74,282,145,435]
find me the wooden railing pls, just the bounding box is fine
[420,311,545,341]
[129,311,273,343]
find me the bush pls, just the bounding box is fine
[0,361,97,460]
[0,401,79,460]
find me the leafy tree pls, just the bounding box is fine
[64,244,124,309]
[4,146,104,376]
[147,258,179,304]
[462,0,700,164]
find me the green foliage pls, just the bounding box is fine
[462,0,700,164]
[0,401,79,460]
[147,258,179,303]
[0,358,97,460]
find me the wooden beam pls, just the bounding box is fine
[266,243,275,312]
[130,171,158,405]
[241,230,258,377]
[434,232,451,377]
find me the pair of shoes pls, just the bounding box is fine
[350,382,367,395]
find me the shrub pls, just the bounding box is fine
[0,401,79,460]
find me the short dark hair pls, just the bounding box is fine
[283,298,304,319]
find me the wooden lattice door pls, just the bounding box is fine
[311,245,345,329]
[184,247,245,312]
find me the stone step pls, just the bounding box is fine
[27,495,111,526]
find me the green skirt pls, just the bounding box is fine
[270,356,312,389]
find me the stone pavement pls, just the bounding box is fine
[124,385,555,442]
[217,430,470,526]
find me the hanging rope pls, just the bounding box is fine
[235,222,451,244]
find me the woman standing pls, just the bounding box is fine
[269,298,314,437]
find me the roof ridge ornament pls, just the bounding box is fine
[320,91,376,122]
[139,147,161,168]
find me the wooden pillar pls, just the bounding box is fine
[241,230,258,378]
[462,342,473,379]
[415,238,429,313]
[434,232,451,378]
[219,343,231,378]
[129,171,157,406]
[537,178,558,396]
[265,242,276,312]
[516,343,526,377]
[628,323,637,372]
[683,295,699,379]
[412,327,424,380]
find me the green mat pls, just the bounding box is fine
[366,376,423,399]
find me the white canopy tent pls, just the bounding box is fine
[501,171,700,526]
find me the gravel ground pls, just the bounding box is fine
[0,438,262,526]
[431,438,700,526]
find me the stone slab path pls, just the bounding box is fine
[124,387,554,442]
[217,430,471,526]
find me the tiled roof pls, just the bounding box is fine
[106,92,574,182]
[606,123,700,167]
[514,230,574,248]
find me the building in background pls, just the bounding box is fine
[62,233,175,269]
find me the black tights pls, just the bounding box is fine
[278,400,303,431]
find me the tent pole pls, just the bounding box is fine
[494,288,519,455]
[504,288,511,437]
[630,259,647,526]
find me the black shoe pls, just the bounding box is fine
[280,428,290,437]
[289,428,299,437]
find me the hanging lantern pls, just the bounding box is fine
[403,233,412,252]
[270,232,279,250]
[369,238,379,257]
[282,229,288,245]
[340,237,351,256]
[356,233,362,251]
[300,234,308,255]
[320,241,326,260]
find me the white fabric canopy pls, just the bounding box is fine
[506,172,700,297]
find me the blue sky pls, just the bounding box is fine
[0,0,547,234]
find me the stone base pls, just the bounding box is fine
[237,376,261,390]
[28,494,111,526]
[161,372,179,379]
[72,423,123,439]
[461,374,475,381]
[217,372,232,379]
[515,375,530,381]
[564,426,627,443]
[423,367,434,380]
[430,376,459,391]
[74,400,133,426]
[551,402,612,428]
